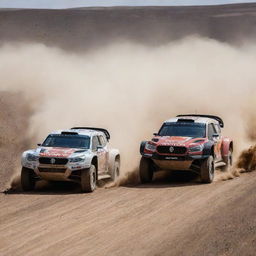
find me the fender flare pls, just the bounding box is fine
[221,138,233,157]
[79,153,98,178]
[140,141,147,155]
[202,141,215,157]
[21,149,37,168]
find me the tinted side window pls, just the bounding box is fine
[99,135,107,146]
[92,136,100,151]
[208,124,216,139]
[214,124,221,134]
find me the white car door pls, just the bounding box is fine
[92,135,108,174]
[97,135,109,173]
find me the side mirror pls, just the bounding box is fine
[153,132,158,136]
[212,133,219,138]
[37,143,42,146]
[97,145,103,150]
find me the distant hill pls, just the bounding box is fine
[1,3,256,51]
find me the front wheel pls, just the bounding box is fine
[21,167,36,191]
[139,157,154,183]
[81,165,97,193]
[200,156,215,183]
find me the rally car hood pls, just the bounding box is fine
[153,136,206,147]
[38,147,88,158]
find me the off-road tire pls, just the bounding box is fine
[110,160,120,181]
[222,149,233,172]
[21,167,36,191]
[139,157,154,183]
[200,156,215,183]
[81,165,97,193]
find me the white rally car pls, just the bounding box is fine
[21,127,120,192]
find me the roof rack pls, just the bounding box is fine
[176,114,224,128]
[71,127,110,140]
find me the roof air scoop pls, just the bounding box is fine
[61,131,78,135]
[177,118,195,123]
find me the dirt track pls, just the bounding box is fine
[1,172,255,256]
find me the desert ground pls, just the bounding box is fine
[0,3,256,256]
[1,172,256,256]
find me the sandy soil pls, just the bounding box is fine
[0,172,255,256]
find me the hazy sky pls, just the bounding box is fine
[0,0,255,9]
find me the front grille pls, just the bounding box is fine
[157,146,187,154]
[38,167,66,173]
[39,157,68,165]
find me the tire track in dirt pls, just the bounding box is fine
[0,172,255,256]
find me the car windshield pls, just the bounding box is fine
[158,122,206,138]
[42,134,90,149]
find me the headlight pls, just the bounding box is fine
[69,157,85,163]
[145,142,157,152]
[189,145,203,152]
[27,153,38,161]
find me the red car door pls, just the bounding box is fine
[208,123,222,161]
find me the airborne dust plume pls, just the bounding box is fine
[1,36,256,188]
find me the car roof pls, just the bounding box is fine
[164,116,219,125]
[50,129,105,137]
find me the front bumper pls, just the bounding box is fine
[23,161,91,182]
[34,164,72,181]
[153,159,193,170]
[151,153,209,161]
[142,152,210,171]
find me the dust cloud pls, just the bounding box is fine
[0,92,32,190]
[1,36,256,186]
[215,145,256,182]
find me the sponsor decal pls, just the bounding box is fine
[160,136,192,146]
[40,147,77,158]
[162,143,186,146]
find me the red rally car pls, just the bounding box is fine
[139,114,233,183]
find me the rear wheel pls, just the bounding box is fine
[110,160,120,181]
[222,149,233,172]
[21,167,36,191]
[139,157,154,183]
[81,165,97,193]
[200,156,215,183]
